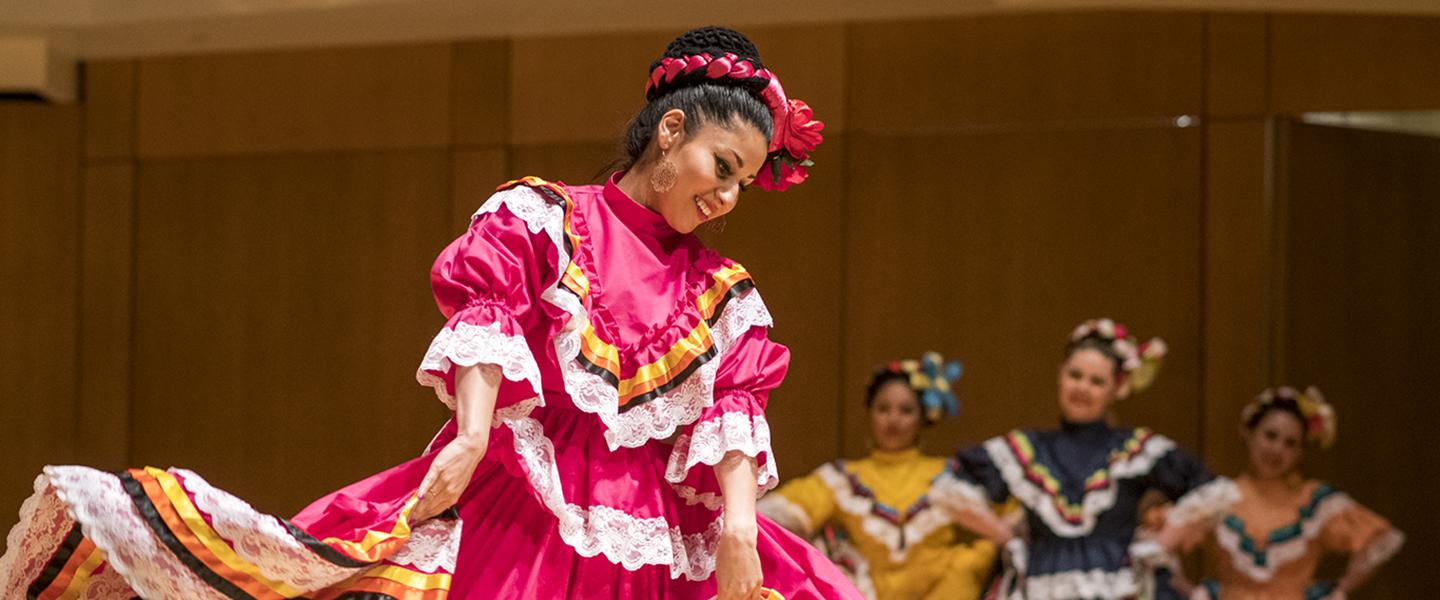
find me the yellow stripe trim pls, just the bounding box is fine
[147,468,302,598]
[52,545,106,600]
[318,494,418,563]
[362,565,453,591]
[614,323,712,400]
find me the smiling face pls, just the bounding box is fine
[1245,409,1305,481]
[869,380,923,452]
[1057,348,1124,423]
[647,109,769,234]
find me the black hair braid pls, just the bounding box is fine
[645,26,771,102]
[658,26,764,69]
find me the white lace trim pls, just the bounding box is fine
[815,463,953,564]
[1018,567,1138,600]
[80,567,136,599]
[553,288,773,450]
[0,473,74,600]
[467,182,776,451]
[1356,528,1404,574]
[757,494,813,536]
[6,466,451,600]
[1212,490,1392,583]
[416,320,543,412]
[1166,477,1240,529]
[388,519,461,573]
[498,410,724,580]
[44,466,230,600]
[929,470,995,517]
[986,432,1175,538]
[178,468,357,591]
[665,410,777,509]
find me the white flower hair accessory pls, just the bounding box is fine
[1068,318,1167,395]
[1242,385,1337,449]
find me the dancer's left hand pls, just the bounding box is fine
[413,432,487,521]
[715,521,764,600]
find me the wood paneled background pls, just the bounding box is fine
[1,11,1436,596]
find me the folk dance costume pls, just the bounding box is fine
[1187,388,1404,600]
[931,320,1239,600]
[760,355,998,600]
[0,28,862,599]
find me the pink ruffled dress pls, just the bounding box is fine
[0,175,861,599]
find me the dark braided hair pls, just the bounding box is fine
[1065,336,1125,378]
[865,370,914,411]
[615,27,774,172]
[1243,398,1308,433]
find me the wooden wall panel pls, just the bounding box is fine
[740,25,847,134]
[83,60,137,159]
[1205,14,1268,118]
[450,148,510,232]
[510,32,672,145]
[130,152,453,514]
[1201,121,1273,475]
[1280,122,1439,599]
[0,105,82,534]
[843,127,1204,460]
[137,44,452,158]
[450,40,511,147]
[509,24,845,145]
[1271,14,1440,113]
[77,164,135,468]
[508,142,617,184]
[848,12,1204,134]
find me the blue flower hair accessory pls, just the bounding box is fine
[893,351,963,424]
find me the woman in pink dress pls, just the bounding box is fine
[0,26,858,600]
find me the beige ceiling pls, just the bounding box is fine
[1,0,1437,59]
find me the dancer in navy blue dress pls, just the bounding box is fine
[931,319,1238,599]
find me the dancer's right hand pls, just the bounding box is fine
[413,432,487,521]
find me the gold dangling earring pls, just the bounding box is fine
[650,150,678,193]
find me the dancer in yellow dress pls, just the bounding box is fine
[759,353,998,599]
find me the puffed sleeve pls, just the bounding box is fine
[665,324,789,508]
[1144,443,1239,530]
[757,467,837,538]
[1320,498,1405,570]
[930,440,1011,516]
[415,186,561,413]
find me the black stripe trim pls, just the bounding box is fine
[334,594,399,600]
[705,278,754,327]
[619,344,719,412]
[278,519,376,569]
[26,523,85,599]
[117,471,255,600]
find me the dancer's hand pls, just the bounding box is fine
[715,521,764,600]
[413,432,487,521]
[413,364,500,522]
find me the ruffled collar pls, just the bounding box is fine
[603,172,684,242]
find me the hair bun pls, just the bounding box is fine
[658,26,764,69]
